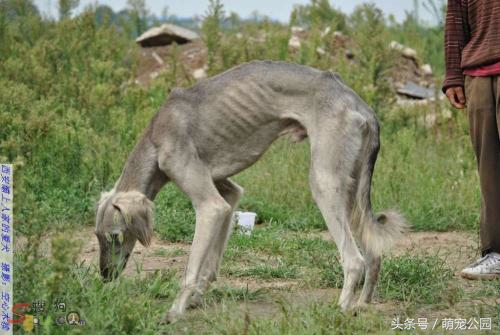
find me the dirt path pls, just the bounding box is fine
[77,227,480,278]
[76,226,493,305]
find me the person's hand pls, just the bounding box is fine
[445,86,466,109]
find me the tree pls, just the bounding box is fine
[58,0,79,20]
[202,0,224,73]
[94,5,115,26]
[127,0,148,36]
[0,0,39,19]
[290,0,346,31]
[161,6,169,21]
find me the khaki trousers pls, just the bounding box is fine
[465,75,500,256]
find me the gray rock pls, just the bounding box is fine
[402,47,417,60]
[316,47,326,56]
[421,64,433,76]
[389,41,404,51]
[397,81,435,99]
[136,23,200,47]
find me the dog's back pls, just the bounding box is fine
[150,60,368,179]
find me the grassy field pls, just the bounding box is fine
[5,0,499,333]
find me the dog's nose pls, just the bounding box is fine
[101,253,130,282]
[101,267,111,282]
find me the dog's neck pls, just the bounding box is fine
[114,134,168,200]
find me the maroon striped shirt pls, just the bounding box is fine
[443,0,500,92]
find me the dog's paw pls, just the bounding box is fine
[187,292,203,309]
[355,302,369,310]
[163,310,182,324]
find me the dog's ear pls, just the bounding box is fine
[95,190,113,213]
[112,191,154,247]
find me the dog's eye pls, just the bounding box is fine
[105,232,124,245]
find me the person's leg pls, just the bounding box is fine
[490,75,500,253]
[461,75,500,279]
[467,75,500,255]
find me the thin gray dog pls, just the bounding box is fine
[95,61,406,323]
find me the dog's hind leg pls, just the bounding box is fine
[159,147,232,323]
[358,252,381,305]
[308,113,367,311]
[354,131,382,306]
[350,119,406,307]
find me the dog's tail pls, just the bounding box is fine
[358,209,408,257]
[351,131,409,257]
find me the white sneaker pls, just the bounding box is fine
[459,252,500,280]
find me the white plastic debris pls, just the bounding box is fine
[233,211,257,236]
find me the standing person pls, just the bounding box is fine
[443,0,500,279]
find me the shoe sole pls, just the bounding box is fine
[458,271,500,280]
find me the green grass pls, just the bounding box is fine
[152,247,186,257]
[379,253,461,305]
[183,300,387,335]
[225,263,300,280]
[203,286,267,304]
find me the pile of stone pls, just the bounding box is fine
[388,40,440,101]
[134,23,207,85]
[288,26,354,60]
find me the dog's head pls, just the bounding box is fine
[95,190,153,281]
